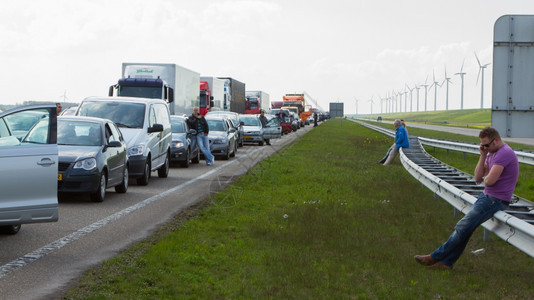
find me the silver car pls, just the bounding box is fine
[0,105,59,234]
[205,116,237,160]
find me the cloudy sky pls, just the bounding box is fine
[1,0,533,114]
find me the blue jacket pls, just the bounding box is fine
[395,126,409,150]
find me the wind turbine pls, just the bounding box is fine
[397,89,403,113]
[368,96,374,114]
[414,84,421,112]
[420,75,429,112]
[441,67,452,110]
[475,52,491,109]
[454,60,466,110]
[59,89,69,102]
[406,84,414,112]
[429,70,441,111]
[403,87,408,112]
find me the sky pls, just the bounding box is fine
[1,0,534,114]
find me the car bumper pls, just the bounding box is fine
[242,134,263,142]
[210,143,228,156]
[128,155,149,177]
[58,172,101,194]
[170,146,188,162]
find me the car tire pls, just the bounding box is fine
[0,224,21,235]
[222,145,230,160]
[230,142,236,157]
[181,149,190,168]
[158,152,170,178]
[115,165,129,193]
[259,140,264,146]
[90,172,107,202]
[137,160,151,186]
[191,149,200,164]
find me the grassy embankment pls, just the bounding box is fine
[64,119,534,299]
[354,108,491,129]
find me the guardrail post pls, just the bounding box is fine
[454,208,459,217]
[434,193,438,202]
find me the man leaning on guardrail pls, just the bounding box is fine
[380,119,409,165]
[414,127,519,270]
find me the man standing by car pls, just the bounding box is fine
[188,107,214,166]
[259,109,271,145]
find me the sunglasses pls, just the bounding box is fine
[480,138,495,148]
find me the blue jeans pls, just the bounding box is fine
[196,134,214,164]
[431,193,508,268]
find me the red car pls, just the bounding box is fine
[281,117,292,134]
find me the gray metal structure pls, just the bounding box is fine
[492,15,534,138]
[329,102,344,118]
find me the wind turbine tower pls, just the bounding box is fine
[368,96,374,114]
[403,87,408,112]
[454,60,466,110]
[414,84,421,112]
[442,67,452,110]
[475,52,491,109]
[429,71,440,111]
[421,76,429,112]
[406,84,414,112]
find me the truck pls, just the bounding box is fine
[217,77,246,113]
[282,93,313,125]
[200,76,226,112]
[109,63,200,115]
[245,91,270,114]
[199,81,214,115]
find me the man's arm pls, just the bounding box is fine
[474,146,489,184]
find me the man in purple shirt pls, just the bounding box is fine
[414,127,519,270]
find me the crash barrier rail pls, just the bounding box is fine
[356,120,534,258]
[357,120,534,166]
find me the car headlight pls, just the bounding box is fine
[213,138,226,144]
[172,140,184,148]
[73,158,97,171]
[128,144,146,157]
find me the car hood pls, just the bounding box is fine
[120,128,146,148]
[59,145,101,163]
[172,132,187,141]
[208,131,227,139]
[242,125,262,131]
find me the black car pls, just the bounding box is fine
[170,115,200,167]
[57,116,129,202]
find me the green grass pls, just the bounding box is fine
[354,108,491,129]
[63,119,534,299]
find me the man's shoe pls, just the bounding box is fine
[414,255,436,266]
[427,261,452,270]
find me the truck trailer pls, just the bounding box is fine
[245,90,270,114]
[217,77,246,114]
[109,63,200,115]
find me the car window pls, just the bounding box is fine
[78,101,145,129]
[171,119,186,133]
[108,122,123,142]
[4,110,48,140]
[57,120,102,146]
[267,117,280,126]
[155,104,171,127]
[149,106,157,127]
[207,120,225,131]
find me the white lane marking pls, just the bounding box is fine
[0,147,265,279]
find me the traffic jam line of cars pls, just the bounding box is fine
[0,99,312,235]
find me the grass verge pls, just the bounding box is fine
[63,119,534,299]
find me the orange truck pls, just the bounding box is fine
[282,94,313,125]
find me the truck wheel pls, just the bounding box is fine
[158,153,170,178]
[137,160,151,186]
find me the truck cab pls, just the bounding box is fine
[109,77,175,104]
[199,81,214,115]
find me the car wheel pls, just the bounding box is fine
[181,149,190,168]
[222,145,230,160]
[259,140,264,146]
[230,142,236,157]
[0,224,21,235]
[191,149,200,164]
[158,152,170,178]
[90,172,107,202]
[115,165,129,193]
[137,160,151,186]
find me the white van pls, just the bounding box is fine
[77,97,172,185]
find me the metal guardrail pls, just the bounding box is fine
[356,120,534,258]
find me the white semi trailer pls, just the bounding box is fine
[109,62,200,115]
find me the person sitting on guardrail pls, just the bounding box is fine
[379,119,409,165]
[414,127,519,270]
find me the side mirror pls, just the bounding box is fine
[168,88,174,103]
[187,129,197,135]
[108,141,122,148]
[229,128,236,133]
[108,85,115,96]
[240,121,244,126]
[148,124,164,133]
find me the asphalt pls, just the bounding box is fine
[405,123,534,147]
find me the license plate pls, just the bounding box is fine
[58,174,63,181]
[244,135,251,139]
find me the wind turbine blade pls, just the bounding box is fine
[474,52,482,67]
[425,75,428,84]
[460,59,465,72]
[476,67,481,85]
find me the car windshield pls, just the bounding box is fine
[240,117,260,126]
[58,120,102,146]
[78,101,145,129]
[171,119,186,133]
[206,119,226,132]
